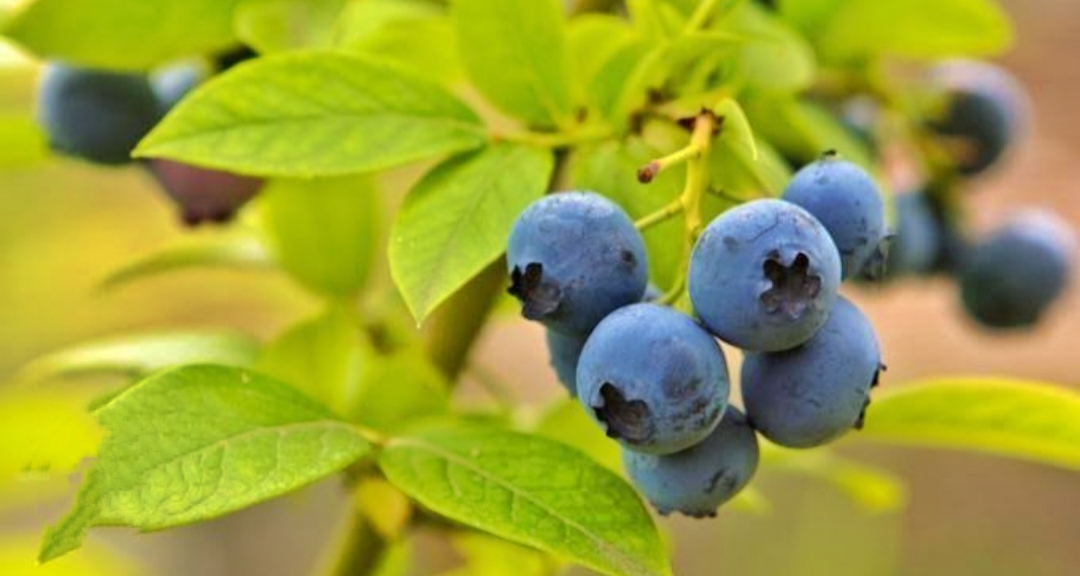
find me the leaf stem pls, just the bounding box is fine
[684,0,726,33]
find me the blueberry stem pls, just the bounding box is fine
[658,111,718,304]
[635,198,686,230]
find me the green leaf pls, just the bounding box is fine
[571,135,685,290]
[379,424,670,576]
[708,133,791,200]
[819,0,1014,61]
[235,0,346,54]
[136,52,486,177]
[566,15,635,106]
[859,378,1080,470]
[2,0,240,70]
[39,365,374,562]
[351,351,450,433]
[259,174,379,298]
[744,95,874,169]
[0,113,47,168]
[18,330,260,383]
[335,1,461,82]
[390,144,553,323]
[452,0,574,128]
[588,40,652,122]
[724,2,815,92]
[258,304,372,415]
[100,232,272,291]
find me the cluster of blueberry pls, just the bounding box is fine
[507,153,888,517]
[34,50,262,226]
[885,61,1076,329]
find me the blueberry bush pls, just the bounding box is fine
[1,0,1079,574]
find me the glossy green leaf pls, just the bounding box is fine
[351,351,451,433]
[860,378,1080,470]
[258,304,372,415]
[259,174,379,298]
[2,0,240,70]
[100,232,272,291]
[136,52,486,177]
[820,0,1013,61]
[39,365,374,562]
[235,0,346,54]
[452,0,574,127]
[571,136,685,290]
[18,330,260,383]
[379,424,670,576]
[390,144,554,323]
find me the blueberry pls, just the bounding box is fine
[545,329,587,397]
[37,63,161,165]
[151,63,205,114]
[577,303,729,455]
[783,155,887,278]
[507,192,648,335]
[960,210,1075,329]
[688,199,842,352]
[148,159,264,226]
[885,192,943,277]
[624,406,758,518]
[927,60,1028,176]
[741,296,883,448]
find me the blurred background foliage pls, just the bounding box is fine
[0,0,1078,575]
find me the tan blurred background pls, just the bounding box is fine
[2,0,1080,575]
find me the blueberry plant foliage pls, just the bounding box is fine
[1,0,1079,575]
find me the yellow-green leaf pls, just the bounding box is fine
[860,378,1080,470]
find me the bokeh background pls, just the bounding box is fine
[1,0,1079,575]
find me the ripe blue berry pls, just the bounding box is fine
[545,329,587,397]
[37,63,161,165]
[689,199,842,352]
[886,192,943,277]
[741,296,883,448]
[577,304,729,455]
[151,63,205,114]
[783,155,887,278]
[927,60,1028,176]
[960,211,1075,329]
[507,192,648,335]
[624,406,758,518]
